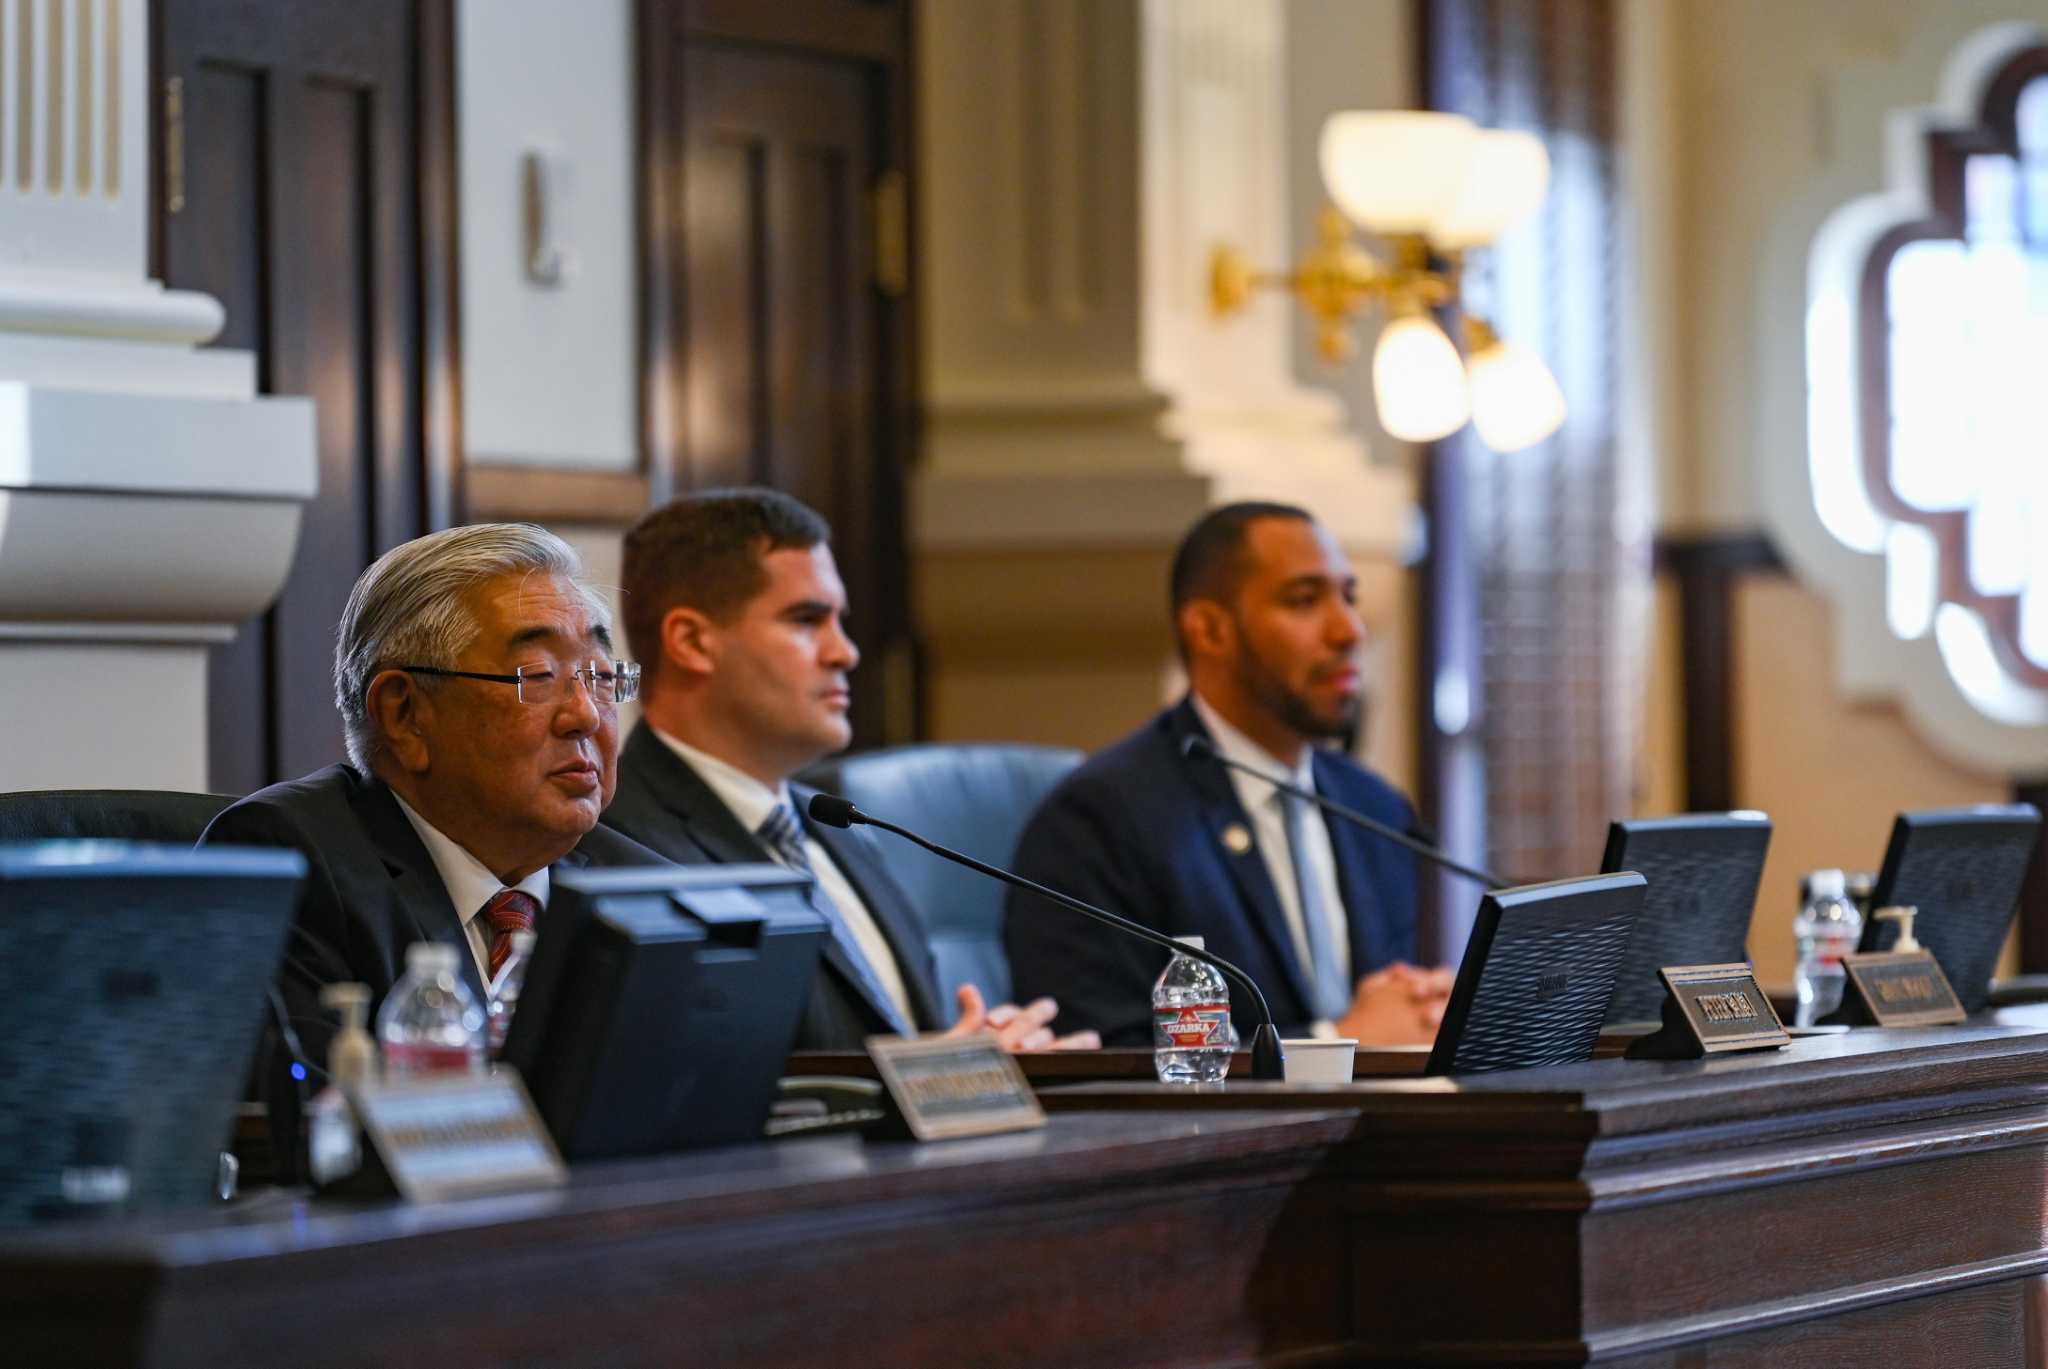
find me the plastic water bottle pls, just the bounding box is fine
[486,930,536,1055]
[1153,936,1234,1084]
[377,942,486,1079]
[1793,869,1864,1027]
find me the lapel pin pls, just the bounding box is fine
[1221,823,1253,856]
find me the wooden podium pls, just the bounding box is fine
[8,1025,2048,1366]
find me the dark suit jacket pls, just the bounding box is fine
[604,722,947,1049]
[1004,697,1419,1046]
[200,763,665,1174]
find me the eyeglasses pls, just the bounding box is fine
[397,661,641,707]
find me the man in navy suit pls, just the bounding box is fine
[606,488,1098,1053]
[1006,502,1450,1047]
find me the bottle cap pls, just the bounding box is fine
[404,941,462,975]
[1806,868,1846,899]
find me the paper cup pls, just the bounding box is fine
[1280,1037,1357,1084]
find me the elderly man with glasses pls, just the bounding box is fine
[202,523,661,1159]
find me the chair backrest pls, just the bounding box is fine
[801,743,1083,1018]
[0,790,240,846]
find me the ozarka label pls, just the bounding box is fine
[1156,1002,1231,1048]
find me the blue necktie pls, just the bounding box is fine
[1283,792,1352,1021]
[757,803,914,1036]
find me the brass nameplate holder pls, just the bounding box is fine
[1829,906,1967,1029]
[866,1031,1045,1142]
[1836,953,1966,1027]
[343,1069,566,1203]
[1625,962,1790,1060]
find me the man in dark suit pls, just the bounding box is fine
[1006,502,1450,1047]
[606,488,1097,1052]
[201,523,661,1163]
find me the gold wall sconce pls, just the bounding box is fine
[1211,112,1565,452]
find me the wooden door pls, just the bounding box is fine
[644,0,917,749]
[156,0,433,792]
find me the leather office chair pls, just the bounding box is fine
[0,790,239,845]
[801,743,1083,1020]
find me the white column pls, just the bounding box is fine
[915,0,1414,750]
[0,0,314,791]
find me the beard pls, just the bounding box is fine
[1232,630,1361,743]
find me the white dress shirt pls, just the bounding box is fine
[1190,693,1352,1019]
[391,793,550,987]
[648,727,918,1030]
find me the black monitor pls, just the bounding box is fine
[1598,813,1772,1025]
[501,862,828,1162]
[0,841,305,1226]
[1426,872,1646,1077]
[1853,805,2042,1013]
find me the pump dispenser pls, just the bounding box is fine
[320,982,376,1087]
[1874,906,1923,954]
[307,982,374,1185]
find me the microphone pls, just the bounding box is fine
[1180,733,1510,889]
[806,792,1287,1081]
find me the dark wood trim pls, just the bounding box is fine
[1654,531,1788,814]
[1651,530,1785,578]
[677,0,903,62]
[1853,45,2048,693]
[879,0,923,738]
[462,466,652,525]
[637,0,683,508]
[417,0,461,533]
[2018,777,2048,974]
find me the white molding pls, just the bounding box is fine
[0,382,315,497]
[0,620,234,643]
[0,276,224,345]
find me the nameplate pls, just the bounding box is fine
[1838,950,1967,1028]
[1624,963,1790,1060]
[866,1032,1046,1143]
[348,1070,567,1203]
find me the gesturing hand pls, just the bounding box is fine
[943,983,1101,1052]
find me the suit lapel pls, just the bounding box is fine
[348,779,489,1007]
[619,722,774,865]
[1167,701,1317,1015]
[799,786,945,1030]
[619,725,915,1031]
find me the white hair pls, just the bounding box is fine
[334,523,609,770]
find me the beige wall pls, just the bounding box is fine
[1644,0,2048,534]
[1637,571,2013,986]
[1627,0,2041,981]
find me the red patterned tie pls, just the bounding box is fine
[482,889,540,981]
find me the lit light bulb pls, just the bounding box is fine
[1466,338,1566,451]
[1372,313,1470,442]
[1432,130,1551,249]
[1320,112,1478,235]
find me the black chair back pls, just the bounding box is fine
[0,790,239,845]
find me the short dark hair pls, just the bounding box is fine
[622,487,831,677]
[1168,500,1314,623]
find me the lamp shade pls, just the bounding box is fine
[1467,338,1567,451]
[1319,111,1479,236]
[1432,129,1552,250]
[1373,313,1470,442]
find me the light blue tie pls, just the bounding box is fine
[757,803,914,1036]
[1283,792,1352,1021]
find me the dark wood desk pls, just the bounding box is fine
[0,1110,1359,1369]
[1051,1023,2048,1365]
[12,1025,2048,1367]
